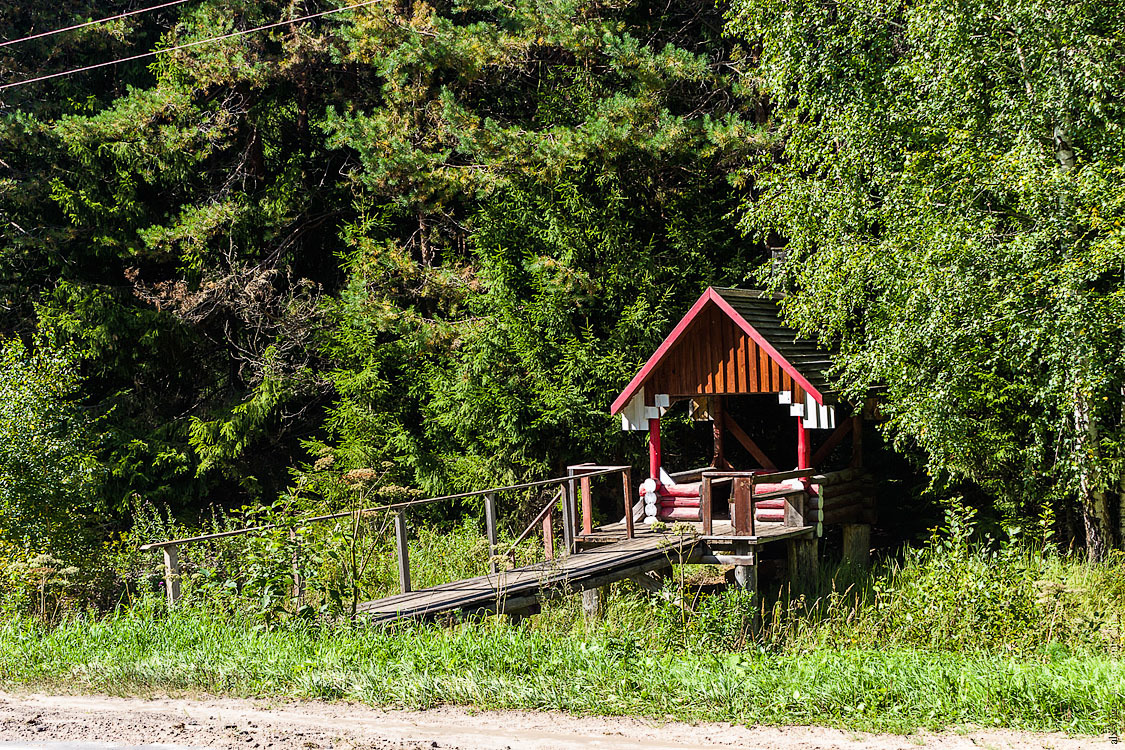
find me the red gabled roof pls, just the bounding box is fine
[610,287,834,414]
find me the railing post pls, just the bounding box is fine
[784,491,806,528]
[485,492,499,574]
[851,414,864,468]
[290,529,304,609]
[542,506,555,559]
[750,475,757,536]
[622,467,634,539]
[702,475,713,536]
[732,478,752,535]
[162,544,181,606]
[562,475,575,554]
[394,510,411,594]
[580,474,593,536]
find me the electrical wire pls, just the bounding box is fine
[0,0,195,49]
[0,0,383,91]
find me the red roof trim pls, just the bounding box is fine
[610,288,826,415]
[609,289,714,415]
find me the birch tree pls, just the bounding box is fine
[727,0,1125,558]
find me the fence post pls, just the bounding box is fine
[162,545,181,606]
[580,474,593,536]
[622,467,634,539]
[485,492,499,574]
[561,477,575,554]
[542,506,555,559]
[290,529,304,609]
[394,511,411,594]
[702,475,713,536]
[732,478,753,535]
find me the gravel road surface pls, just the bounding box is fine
[0,693,1099,749]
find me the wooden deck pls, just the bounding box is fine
[576,519,815,546]
[357,520,813,623]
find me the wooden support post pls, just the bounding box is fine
[582,587,606,620]
[784,491,806,528]
[631,569,685,608]
[733,552,757,592]
[842,523,871,570]
[648,417,662,479]
[485,492,499,574]
[701,475,713,536]
[507,603,540,625]
[162,544,181,606]
[561,477,575,554]
[394,511,411,594]
[787,536,818,597]
[810,417,853,468]
[731,478,753,535]
[580,475,593,536]
[542,507,555,560]
[726,415,778,471]
[290,529,304,609]
[712,396,725,467]
[797,417,811,469]
[622,466,634,539]
[850,415,864,469]
[730,541,760,629]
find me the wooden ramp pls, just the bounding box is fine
[357,522,812,623]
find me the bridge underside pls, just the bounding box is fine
[356,521,813,624]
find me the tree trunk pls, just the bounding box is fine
[1075,390,1113,562]
[1119,386,1125,551]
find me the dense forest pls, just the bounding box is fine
[0,0,1123,566]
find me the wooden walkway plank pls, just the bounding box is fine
[357,522,813,623]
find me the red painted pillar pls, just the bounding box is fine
[796,416,811,470]
[648,418,662,479]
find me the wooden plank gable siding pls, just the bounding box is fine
[609,287,838,417]
[644,301,796,399]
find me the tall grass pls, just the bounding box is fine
[0,603,1120,734]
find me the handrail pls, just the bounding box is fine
[139,465,631,551]
[699,468,815,536]
[700,468,814,482]
[142,464,633,607]
[505,488,562,561]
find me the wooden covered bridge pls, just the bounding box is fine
[143,287,875,621]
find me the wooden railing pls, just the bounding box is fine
[700,468,815,537]
[140,464,634,606]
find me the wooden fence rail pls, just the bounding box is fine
[140,465,634,606]
[700,468,815,537]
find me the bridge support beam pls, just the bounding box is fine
[787,536,818,597]
[727,542,755,592]
[842,523,871,571]
[582,587,606,619]
[507,603,540,625]
[729,542,760,631]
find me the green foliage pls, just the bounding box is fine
[314,0,763,492]
[725,0,1125,543]
[0,337,100,556]
[1,0,764,534]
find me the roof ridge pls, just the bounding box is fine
[710,286,787,301]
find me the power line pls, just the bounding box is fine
[0,0,195,49]
[0,0,383,91]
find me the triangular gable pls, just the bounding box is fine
[610,287,832,417]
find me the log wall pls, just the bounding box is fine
[809,469,876,533]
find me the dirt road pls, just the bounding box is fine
[0,693,1098,749]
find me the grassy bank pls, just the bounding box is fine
[0,603,1121,735]
[2,505,1124,734]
